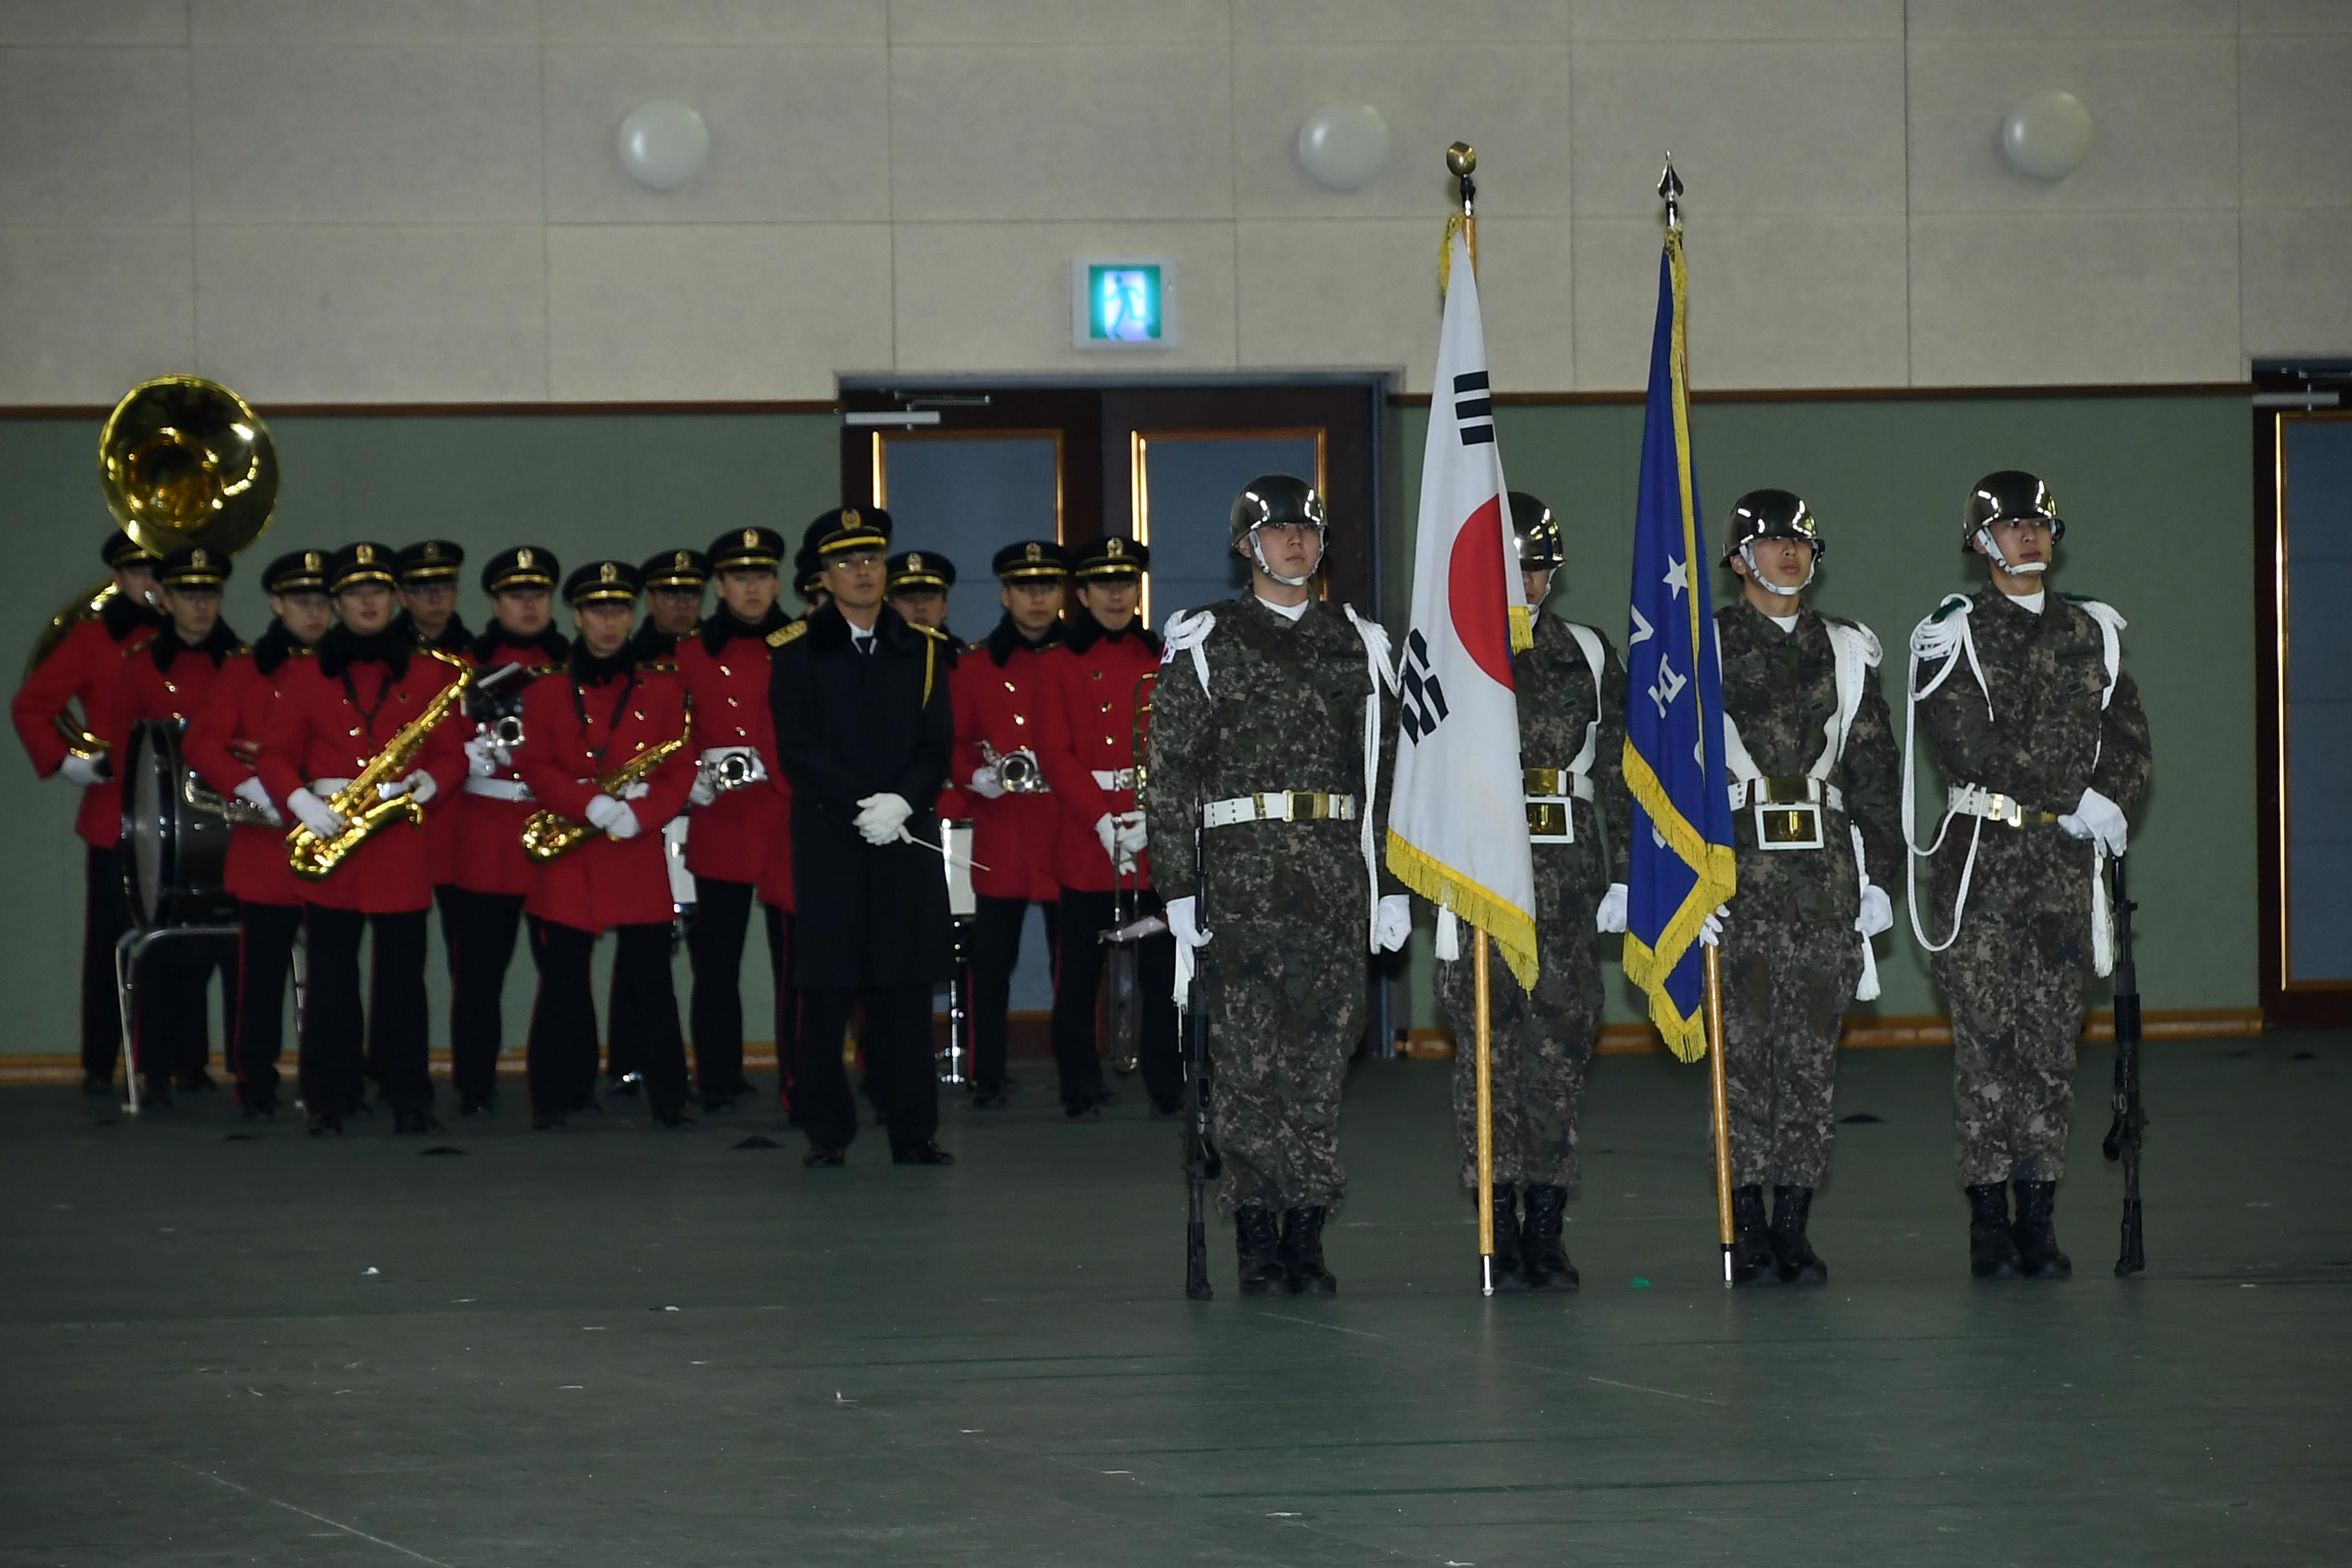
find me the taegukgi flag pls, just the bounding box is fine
[1384,224,1538,990]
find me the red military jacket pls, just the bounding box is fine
[10,595,161,849]
[675,610,791,892]
[252,629,470,914]
[514,654,696,933]
[182,628,312,907]
[950,617,1067,903]
[1033,616,1162,894]
[451,630,569,898]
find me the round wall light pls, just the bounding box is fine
[618,100,711,191]
[1999,90,2094,181]
[1297,103,1391,192]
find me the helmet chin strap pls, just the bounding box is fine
[1250,527,1326,589]
[1973,526,2047,576]
[1739,541,1811,597]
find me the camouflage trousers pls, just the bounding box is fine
[1202,916,1366,1217]
[1931,909,2090,1184]
[1715,910,1862,1188]
[1436,908,1602,1192]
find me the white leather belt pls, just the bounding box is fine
[1093,767,1137,790]
[464,776,534,803]
[1203,791,1357,828]
[1729,776,1843,812]
[1732,775,1841,852]
[1947,782,2063,828]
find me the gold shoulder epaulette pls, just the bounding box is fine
[912,623,948,641]
[528,662,565,676]
[229,642,253,658]
[767,621,808,649]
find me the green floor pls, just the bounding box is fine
[1,1037,2346,1567]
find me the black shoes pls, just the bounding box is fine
[1730,1185,1776,1286]
[458,1093,495,1118]
[174,1068,218,1093]
[2010,1180,2072,1279]
[393,1110,443,1137]
[701,1080,754,1113]
[605,1073,642,1099]
[240,1097,278,1121]
[81,1075,113,1098]
[139,1075,173,1108]
[651,1108,696,1130]
[1485,1184,1529,1292]
[892,1141,955,1166]
[306,1110,342,1137]
[803,1144,847,1168]
[1770,1186,1828,1286]
[1150,1092,1184,1117]
[1279,1206,1337,1296]
[531,1112,566,1131]
[1521,1184,1578,1292]
[1234,1205,1286,1297]
[970,1084,1008,1110]
[1968,1182,2023,1279]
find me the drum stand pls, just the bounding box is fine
[114,921,240,1115]
[939,916,974,1086]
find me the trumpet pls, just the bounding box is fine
[696,746,766,794]
[287,649,472,880]
[1098,669,1158,1075]
[521,718,694,863]
[980,740,1047,794]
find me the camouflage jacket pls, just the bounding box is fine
[1519,611,1633,899]
[1915,589,2151,922]
[1142,593,1400,936]
[1717,600,1903,923]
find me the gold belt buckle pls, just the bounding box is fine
[1523,767,1566,796]
[1984,790,2024,828]
[1286,790,1323,821]
[1525,801,1572,842]
[1752,778,1823,851]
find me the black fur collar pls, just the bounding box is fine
[1063,614,1159,657]
[151,618,242,673]
[984,613,1064,668]
[318,623,411,681]
[700,604,790,656]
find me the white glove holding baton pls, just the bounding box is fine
[854,792,913,847]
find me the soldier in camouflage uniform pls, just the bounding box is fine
[1709,491,1903,1287]
[1144,475,1409,1298]
[1910,471,2151,1280]
[1433,493,1631,1293]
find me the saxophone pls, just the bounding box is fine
[286,647,473,881]
[520,714,693,864]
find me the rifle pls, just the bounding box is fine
[2100,853,2146,1277]
[1182,804,1219,1300]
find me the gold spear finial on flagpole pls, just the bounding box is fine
[1447,142,1479,275]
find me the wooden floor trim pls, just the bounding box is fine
[1396,1007,2266,1059]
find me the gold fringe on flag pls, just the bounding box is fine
[1386,832,1538,993]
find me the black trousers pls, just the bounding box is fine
[1052,887,1181,1110]
[761,905,797,1113]
[81,845,134,1081]
[687,877,771,1097]
[231,901,304,1105]
[302,906,430,1120]
[442,887,538,1102]
[133,933,237,1084]
[533,922,691,1119]
[797,985,937,1154]
[970,894,1059,1093]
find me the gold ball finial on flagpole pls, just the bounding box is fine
[1446,142,1476,178]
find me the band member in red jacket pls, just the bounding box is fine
[514,560,699,1130]
[116,546,245,1101]
[892,551,968,824]
[183,548,334,1119]
[1034,538,1179,1117]
[676,525,793,1111]
[12,532,161,1094]
[254,542,469,1136]
[950,540,1068,1107]
[395,540,471,1094]
[445,547,567,1117]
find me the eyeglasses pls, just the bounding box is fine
[828,552,883,571]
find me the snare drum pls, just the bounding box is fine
[120,718,237,927]
[939,818,977,919]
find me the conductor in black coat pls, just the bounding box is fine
[769,506,956,1167]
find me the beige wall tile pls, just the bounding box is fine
[1233,0,1567,42]
[0,47,192,224]
[192,45,542,224]
[889,44,1231,221]
[1571,0,1898,40]
[544,45,888,223]
[1910,211,2239,385]
[1233,43,1573,220]
[1905,0,2233,37]
[543,0,882,44]
[1908,39,2237,213]
[547,223,890,399]
[2242,209,2352,358]
[1237,217,1571,393]
[1574,213,1907,391]
[0,226,195,402]
[190,0,539,46]
[0,1,185,44]
[2242,0,2352,32]
[894,220,1235,373]
[1572,41,1905,217]
[195,225,546,401]
[890,0,1226,44]
[2241,37,2352,210]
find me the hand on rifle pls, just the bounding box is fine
[1856,884,1893,939]
[1594,882,1628,934]
[1374,893,1411,954]
[2058,787,2128,857]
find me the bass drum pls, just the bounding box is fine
[121,718,236,927]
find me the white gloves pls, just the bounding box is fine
[583,793,640,840]
[233,776,283,826]
[2059,787,2128,857]
[464,735,500,778]
[400,769,437,806]
[1113,810,1148,859]
[854,792,913,847]
[1856,883,1894,939]
[688,773,718,808]
[1594,882,1629,934]
[289,787,346,839]
[1094,812,1118,863]
[60,753,108,787]
[1698,903,1728,948]
[1374,893,1412,953]
[968,765,1005,801]
[1166,894,1211,1003]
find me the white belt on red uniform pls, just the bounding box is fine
[1092,767,1137,790]
[464,776,533,803]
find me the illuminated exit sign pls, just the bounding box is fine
[1073,259,1176,349]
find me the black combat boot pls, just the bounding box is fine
[1485,1185,1529,1291]
[1967,1182,2022,1279]
[1769,1185,1828,1286]
[1234,1205,1286,1297]
[1279,1207,1337,1297]
[2009,1180,2072,1280]
[1520,1185,1578,1292]
[1730,1185,1776,1286]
